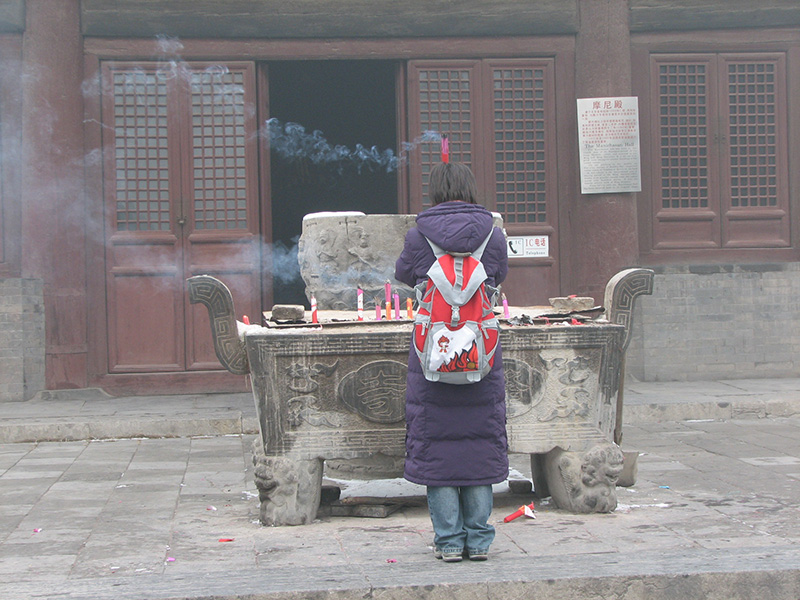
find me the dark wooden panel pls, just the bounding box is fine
[109,271,183,371]
[0,0,24,33]
[81,0,578,38]
[630,0,800,33]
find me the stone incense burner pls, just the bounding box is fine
[188,213,653,525]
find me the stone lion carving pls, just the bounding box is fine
[252,439,323,526]
[544,442,625,513]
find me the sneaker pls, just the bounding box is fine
[468,551,489,561]
[434,547,463,562]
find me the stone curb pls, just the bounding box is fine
[624,397,800,424]
[0,416,260,444]
[3,545,799,600]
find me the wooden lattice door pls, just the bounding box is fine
[407,59,560,305]
[101,62,260,373]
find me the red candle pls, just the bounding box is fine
[242,315,250,325]
[375,299,382,321]
[441,133,449,163]
[503,502,535,523]
[310,295,318,324]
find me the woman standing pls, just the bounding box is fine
[395,162,509,562]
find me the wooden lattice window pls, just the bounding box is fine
[493,66,549,224]
[112,70,171,232]
[417,67,474,209]
[408,59,556,227]
[658,62,709,210]
[727,61,778,209]
[649,52,789,251]
[191,69,249,230]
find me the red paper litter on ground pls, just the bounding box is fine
[218,538,235,542]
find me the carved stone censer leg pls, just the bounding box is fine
[251,439,324,526]
[528,268,654,513]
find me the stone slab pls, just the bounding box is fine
[2,396,800,599]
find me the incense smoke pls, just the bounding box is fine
[30,35,446,304]
[265,236,301,286]
[265,118,441,174]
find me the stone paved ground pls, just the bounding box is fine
[1,379,800,599]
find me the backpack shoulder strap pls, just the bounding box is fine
[423,235,446,259]
[422,230,495,261]
[471,230,494,261]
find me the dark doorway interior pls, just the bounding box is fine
[268,60,398,305]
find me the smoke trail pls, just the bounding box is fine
[264,236,301,286]
[264,118,441,174]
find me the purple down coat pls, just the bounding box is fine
[395,201,509,487]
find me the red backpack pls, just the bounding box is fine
[413,231,500,384]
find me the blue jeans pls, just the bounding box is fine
[427,485,495,554]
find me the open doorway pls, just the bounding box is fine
[267,60,399,305]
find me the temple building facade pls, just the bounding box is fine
[1,0,799,400]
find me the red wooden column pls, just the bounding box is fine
[20,0,88,389]
[569,0,639,301]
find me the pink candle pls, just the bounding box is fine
[357,287,364,321]
[385,281,391,304]
[375,299,382,320]
[502,293,510,319]
[393,292,400,320]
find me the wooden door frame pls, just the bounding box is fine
[83,35,576,395]
[0,34,22,279]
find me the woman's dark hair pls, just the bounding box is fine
[428,162,478,205]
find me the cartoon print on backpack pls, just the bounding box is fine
[413,231,500,384]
